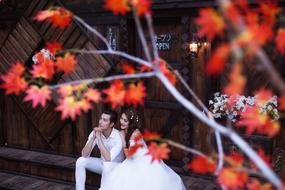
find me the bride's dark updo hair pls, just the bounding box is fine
[122,108,143,148]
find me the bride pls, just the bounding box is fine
[100,108,186,190]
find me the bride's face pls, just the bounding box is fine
[120,113,129,130]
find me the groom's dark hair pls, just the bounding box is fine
[102,109,118,124]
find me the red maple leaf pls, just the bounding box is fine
[262,120,280,138]
[142,130,160,141]
[0,62,28,95]
[104,0,130,15]
[24,85,51,108]
[120,61,136,74]
[217,168,248,190]
[259,1,281,26]
[276,28,285,55]
[248,24,273,47]
[187,156,216,174]
[56,53,77,74]
[125,143,144,157]
[34,8,72,29]
[140,65,153,72]
[223,1,242,25]
[84,88,101,103]
[250,148,272,170]
[55,96,81,120]
[223,63,246,95]
[195,8,225,41]
[49,8,72,29]
[247,178,273,190]
[125,82,146,107]
[146,142,170,163]
[236,106,267,135]
[225,151,244,167]
[31,59,55,80]
[206,44,230,75]
[0,74,28,95]
[46,42,62,55]
[103,80,126,109]
[156,59,177,84]
[278,96,285,110]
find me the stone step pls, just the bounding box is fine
[0,146,100,188]
[0,170,98,190]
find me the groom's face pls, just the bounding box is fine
[99,113,113,131]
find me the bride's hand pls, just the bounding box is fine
[123,148,129,157]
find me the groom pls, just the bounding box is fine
[75,109,124,190]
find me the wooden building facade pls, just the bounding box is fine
[0,0,285,189]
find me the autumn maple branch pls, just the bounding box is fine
[48,72,155,90]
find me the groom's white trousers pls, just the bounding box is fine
[75,157,103,190]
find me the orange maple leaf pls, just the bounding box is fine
[276,28,285,55]
[24,85,51,108]
[218,168,248,190]
[46,42,62,55]
[77,98,92,113]
[58,85,74,97]
[130,0,152,16]
[146,142,170,163]
[195,8,225,41]
[206,44,230,75]
[0,62,28,95]
[84,88,101,103]
[31,59,55,80]
[223,63,246,95]
[254,89,273,104]
[188,156,216,174]
[125,82,146,107]
[247,178,273,190]
[34,10,54,21]
[103,80,126,109]
[56,53,77,75]
[9,61,26,75]
[55,96,81,120]
[104,0,130,15]
[237,106,280,137]
[125,143,144,157]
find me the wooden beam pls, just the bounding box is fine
[144,100,182,110]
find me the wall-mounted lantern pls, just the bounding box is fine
[188,35,209,59]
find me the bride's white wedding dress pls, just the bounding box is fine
[100,140,186,190]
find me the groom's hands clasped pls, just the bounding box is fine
[93,127,103,139]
